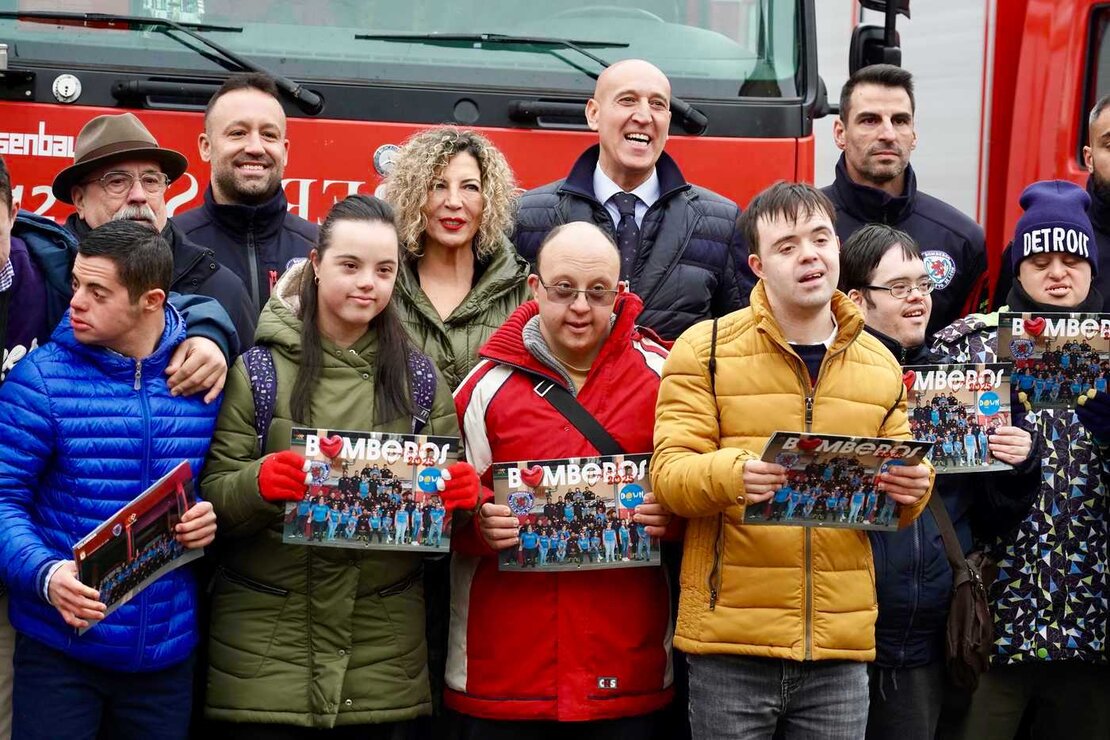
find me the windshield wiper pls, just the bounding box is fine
[357,33,627,75]
[356,32,707,134]
[0,10,324,115]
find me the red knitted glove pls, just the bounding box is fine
[437,462,481,514]
[259,451,311,503]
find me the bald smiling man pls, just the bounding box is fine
[512,59,752,341]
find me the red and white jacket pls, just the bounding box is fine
[447,293,674,722]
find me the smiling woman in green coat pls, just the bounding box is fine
[385,127,530,390]
[200,196,459,737]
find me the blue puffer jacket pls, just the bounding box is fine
[0,305,219,671]
[865,326,1039,668]
[512,145,750,340]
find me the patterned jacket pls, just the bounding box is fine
[932,311,1108,664]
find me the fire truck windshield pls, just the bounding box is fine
[0,0,802,102]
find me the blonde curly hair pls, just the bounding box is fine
[384,126,517,260]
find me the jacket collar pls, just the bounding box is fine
[1086,175,1110,235]
[51,304,186,381]
[63,214,214,292]
[863,324,931,365]
[14,211,77,304]
[559,144,690,205]
[201,184,290,241]
[396,238,529,326]
[830,153,917,225]
[479,291,645,387]
[750,280,865,358]
[1005,278,1105,314]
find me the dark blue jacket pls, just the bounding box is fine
[512,145,749,340]
[865,325,1039,668]
[823,156,986,338]
[12,211,240,360]
[0,306,219,671]
[173,185,317,318]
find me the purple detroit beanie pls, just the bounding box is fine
[1012,180,1097,275]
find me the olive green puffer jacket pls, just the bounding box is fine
[201,263,459,728]
[395,239,529,389]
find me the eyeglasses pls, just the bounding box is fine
[85,171,171,196]
[537,276,621,306]
[863,279,936,299]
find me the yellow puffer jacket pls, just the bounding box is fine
[651,282,931,662]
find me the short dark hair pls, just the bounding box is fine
[534,221,618,274]
[838,224,921,294]
[839,64,915,122]
[204,72,282,124]
[1090,93,1110,127]
[740,181,837,256]
[77,220,173,302]
[0,155,12,212]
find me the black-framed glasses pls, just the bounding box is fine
[537,276,620,306]
[863,279,936,299]
[85,171,171,196]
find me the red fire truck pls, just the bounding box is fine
[0,0,826,223]
[0,0,1105,297]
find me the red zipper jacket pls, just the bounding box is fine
[447,292,674,722]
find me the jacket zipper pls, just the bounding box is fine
[708,512,725,609]
[135,358,152,667]
[247,229,260,313]
[898,518,923,663]
[785,340,848,661]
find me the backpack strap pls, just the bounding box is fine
[243,345,277,455]
[407,350,437,435]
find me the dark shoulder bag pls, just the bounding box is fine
[928,494,998,691]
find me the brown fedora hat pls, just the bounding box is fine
[52,112,189,204]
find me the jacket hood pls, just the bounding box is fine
[396,237,529,325]
[479,290,646,385]
[749,280,865,356]
[831,154,917,225]
[559,144,691,204]
[51,303,186,380]
[201,184,290,242]
[13,211,77,308]
[254,259,309,357]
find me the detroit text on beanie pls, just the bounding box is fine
[1012,179,1099,275]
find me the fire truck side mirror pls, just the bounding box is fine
[849,25,903,76]
[811,76,837,120]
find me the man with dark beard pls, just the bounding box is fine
[822,64,986,338]
[174,73,318,316]
[994,93,1110,308]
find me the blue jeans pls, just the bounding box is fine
[687,653,868,739]
[11,634,194,740]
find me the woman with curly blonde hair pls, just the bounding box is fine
[385,126,529,390]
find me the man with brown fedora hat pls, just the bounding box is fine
[51,112,254,399]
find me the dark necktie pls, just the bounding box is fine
[611,192,640,283]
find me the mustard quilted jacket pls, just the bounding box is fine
[651,282,932,662]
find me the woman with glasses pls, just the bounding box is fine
[384,127,529,391]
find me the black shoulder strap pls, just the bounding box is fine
[406,350,436,435]
[532,378,625,456]
[928,494,967,571]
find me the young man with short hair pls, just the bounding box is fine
[652,182,933,739]
[839,223,1036,740]
[0,220,219,739]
